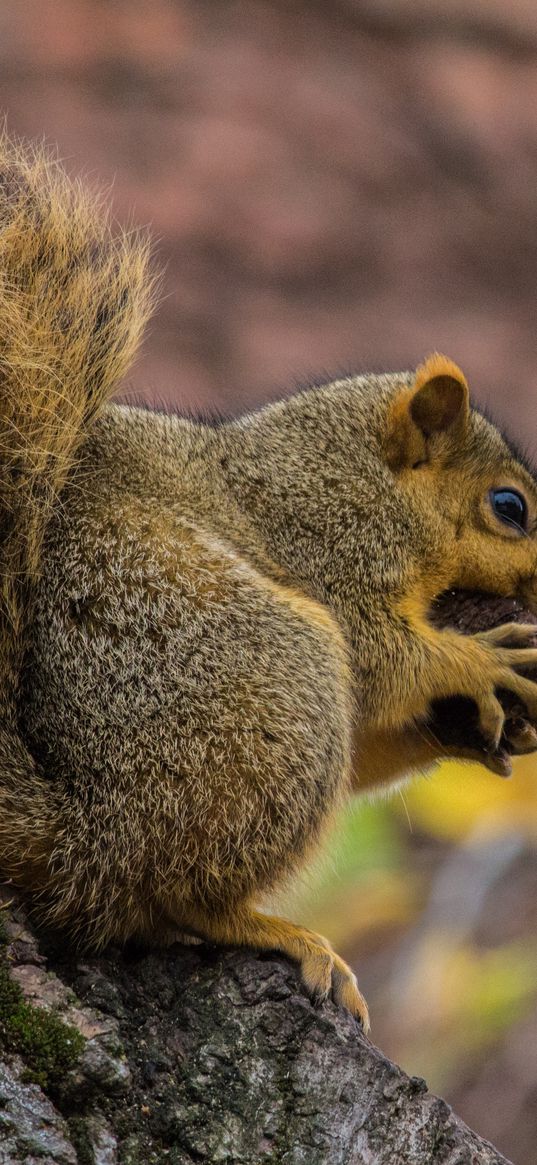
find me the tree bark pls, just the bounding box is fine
[0,895,513,1165]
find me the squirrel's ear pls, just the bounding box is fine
[386,354,469,470]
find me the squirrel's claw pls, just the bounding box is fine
[301,935,370,1032]
[475,691,506,751]
[504,716,537,756]
[482,747,513,779]
[331,956,370,1033]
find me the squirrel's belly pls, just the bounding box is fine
[18,507,353,910]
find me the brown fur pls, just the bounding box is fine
[2,136,537,1033]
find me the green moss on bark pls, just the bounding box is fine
[0,960,84,1091]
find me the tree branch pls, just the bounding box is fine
[0,892,513,1164]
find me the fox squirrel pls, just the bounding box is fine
[1,134,537,1033]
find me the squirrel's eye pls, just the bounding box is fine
[489,488,528,532]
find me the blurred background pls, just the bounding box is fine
[2,1,537,1159]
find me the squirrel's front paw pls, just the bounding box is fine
[465,623,537,749]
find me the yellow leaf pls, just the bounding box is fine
[401,755,537,842]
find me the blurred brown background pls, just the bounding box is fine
[2,2,537,1161]
[2,0,537,436]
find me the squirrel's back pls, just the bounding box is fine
[0,132,155,895]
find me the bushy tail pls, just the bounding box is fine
[0,132,155,896]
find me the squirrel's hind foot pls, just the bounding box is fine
[187,905,370,1032]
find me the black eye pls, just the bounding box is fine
[490,488,528,532]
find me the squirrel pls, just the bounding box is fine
[1,133,537,1034]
